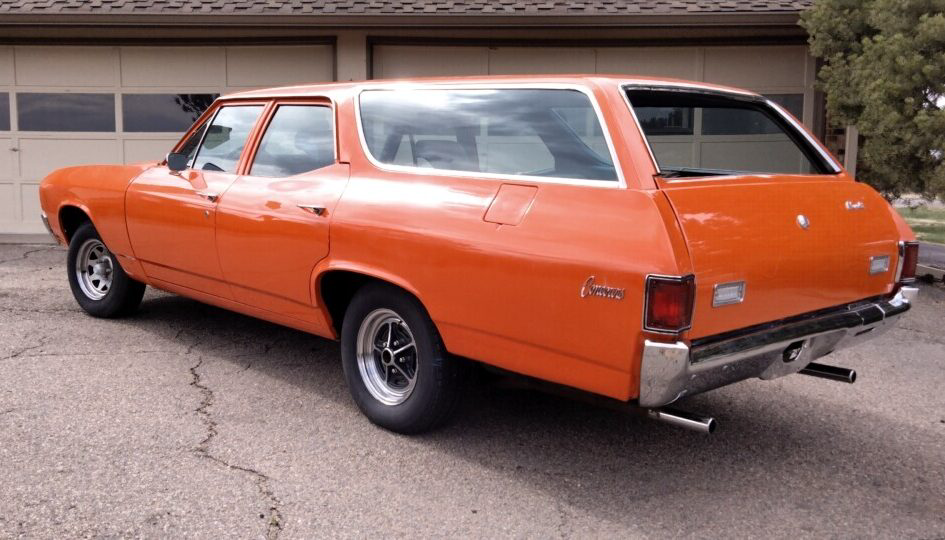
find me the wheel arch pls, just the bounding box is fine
[57,204,94,244]
[314,263,429,338]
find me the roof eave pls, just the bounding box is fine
[0,12,804,28]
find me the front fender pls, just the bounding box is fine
[40,164,153,257]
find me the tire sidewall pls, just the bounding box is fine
[341,284,449,433]
[67,223,137,318]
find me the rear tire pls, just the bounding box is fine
[341,283,465,434]
[67,222,145,318]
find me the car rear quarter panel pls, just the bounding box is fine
[324,88,689,401]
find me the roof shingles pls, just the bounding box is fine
[0,0,812,16]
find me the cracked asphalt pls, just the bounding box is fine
[1,243,944,539]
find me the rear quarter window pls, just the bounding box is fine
[358,88,618,182]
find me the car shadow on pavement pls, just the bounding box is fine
[128,291,945,532]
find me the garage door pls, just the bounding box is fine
[0,44,333,235]
[372,43,813,132]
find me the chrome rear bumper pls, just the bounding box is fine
[638,287,917,407]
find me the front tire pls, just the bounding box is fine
[67,222,145,318]
[341,283,465,434]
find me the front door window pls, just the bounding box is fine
[192,105,264,173]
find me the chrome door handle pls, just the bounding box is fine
[845,200,865,210]
[196,191,220,202]
[298,204,326,216]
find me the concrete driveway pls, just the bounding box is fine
[1,244,944,539]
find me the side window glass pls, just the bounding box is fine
[192,105,264,174]
[178,121,209,163]
[251,105,335,177]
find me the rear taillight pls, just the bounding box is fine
[644,275,695,333]
[899,241,919,283]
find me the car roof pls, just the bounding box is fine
[224,74,759,100]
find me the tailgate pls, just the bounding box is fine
[662,177,901,339]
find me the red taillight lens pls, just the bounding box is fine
[899,241,919,282]
[645,275,695,333]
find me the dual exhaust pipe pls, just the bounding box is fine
[799,362,857,384]
[648,361,856,434]
[647,407,717,434]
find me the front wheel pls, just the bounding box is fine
[341,283,465,434]
[67,222,145,318]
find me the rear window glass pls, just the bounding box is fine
[359,88,617,182]
[626,89,831,178]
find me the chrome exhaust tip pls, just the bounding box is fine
[799,362,856,384]
[647,407,717,434]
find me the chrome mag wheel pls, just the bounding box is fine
[74,238,114,301]
[356,308,419,406]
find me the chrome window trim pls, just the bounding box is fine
[643,273,696,335]
[765,98,843,173]
[353,83,626,189]
[617,81,843,178]
[186,105,221,170]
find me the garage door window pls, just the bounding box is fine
[0,93,9,131]
[17,93,115,132]
[251,105,335,177]
[359,88,618,182]
[123,94,218,133]
[192,105,264,174]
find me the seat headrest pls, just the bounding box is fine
[414,140,472,171]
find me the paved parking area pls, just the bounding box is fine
[1,244,944,539]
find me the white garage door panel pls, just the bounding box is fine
[0,137,13,179]
[20,183,41,223]
[121,47,226,87]
[19,139,119,179]
[0,184,15,222]
[374,46,488,78]
[3,43,340,234]
[124,139,177,164]
[15,47,118,87]
[703,46,806,89]
[0,47,13,85]
[226,46,334,87]
[596,47,701,80]
[488,47,597,75]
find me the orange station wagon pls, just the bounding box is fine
[39,76,919,434]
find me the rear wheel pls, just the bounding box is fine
[341,283,465,434]
[67,222,145,318]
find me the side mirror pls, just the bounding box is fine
[166,152,189,172]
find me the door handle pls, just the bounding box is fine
[196,191,220,202]
[298,204,326,216]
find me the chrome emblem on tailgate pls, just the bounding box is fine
[796,214,810,230]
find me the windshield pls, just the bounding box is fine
[359,88,618,182]
[626,89,833,178]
